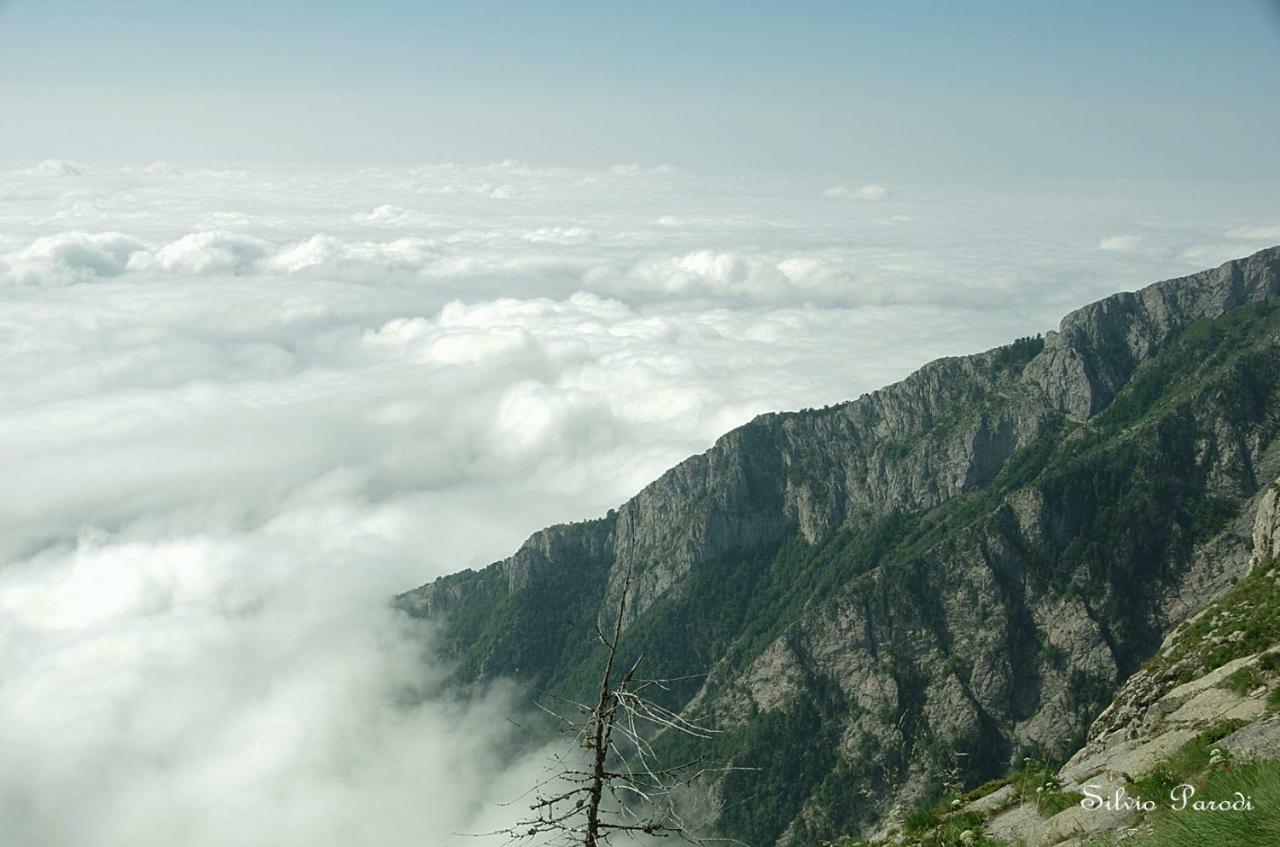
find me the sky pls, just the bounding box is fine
[2,1,1280,176]
[1,4,1279,847]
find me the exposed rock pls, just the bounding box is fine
[971,486,1280,847]
[1220,712,1280,763]
[966,783,1016,814]
[1252,480,1280,571]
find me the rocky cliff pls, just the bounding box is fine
[398,246,1280,846]
[910,481,1280,847]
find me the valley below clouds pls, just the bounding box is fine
[1,160,1277,846]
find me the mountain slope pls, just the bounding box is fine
[896,478,1280,847]
[398,246,1280,845]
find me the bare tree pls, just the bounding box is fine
[485,567,745,847]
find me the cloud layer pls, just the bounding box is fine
[1,161,1278,847]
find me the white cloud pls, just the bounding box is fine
[17,158,86,177]
[137,231,273,275]
[583,249,864,305]
[1098,234,1142,251]
[0,162,1274,846]
[523,225,594,244]
[823,183,888,200]
[2,231,148,284]
[262,234,439,277]
[0,515,542,847]
[1225,224,1280,241]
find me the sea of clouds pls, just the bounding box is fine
[0,159,1277,846]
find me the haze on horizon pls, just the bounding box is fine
[1,1,1280,177]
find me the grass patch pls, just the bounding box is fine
[958,774,1016,805]
[899,759,1073,847]
[1144,559,1280,687]
[919,811,1004,847]
[1124,761,1280,847]
[1127,719,1252,801]
[892,809,1005,847]
[1036,789,1084,817]
[1225,665,1265,695]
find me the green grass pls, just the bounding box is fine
[1262,651,1280,711]
[1126,719,1251,801]
[1144,561,1280,687]
[898,759,1074,847]
[957,775,1016,805]
[883,809,1007,847]
[1120,762,1280,847]
[1037,789,1085,817]
[918,811,1003,847]
[1225,664,1265,695]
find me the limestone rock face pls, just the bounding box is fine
[1029,247,1280,418]
[972,483,1280,847]
[1252,481,1280,571]
[397,247,1280,845]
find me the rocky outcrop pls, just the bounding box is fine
[407,248,1280,625]
[1252,481,1280,572]
[1026,247,1280,419]
[398,247,1280,845]
[962,480,1280,846]
[398,516,616,617]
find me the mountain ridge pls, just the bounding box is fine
[399,245,1280,845]
[403,246,1280,631]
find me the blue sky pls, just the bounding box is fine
[1,1,1279,176]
